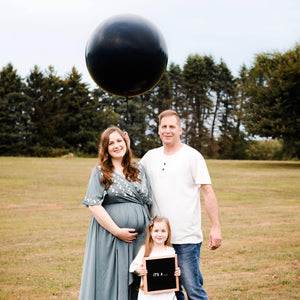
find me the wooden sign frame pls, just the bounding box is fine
[143,254,179,294]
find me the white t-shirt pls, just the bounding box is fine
[141,144,211,244]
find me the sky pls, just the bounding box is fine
[1,0,299,89]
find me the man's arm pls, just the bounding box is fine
[200,184,222,250]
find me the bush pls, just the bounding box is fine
[245,139,283,160]
[32,144,69,157]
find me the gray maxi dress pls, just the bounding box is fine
[79,163,152,300]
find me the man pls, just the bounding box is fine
[140,110,222,300]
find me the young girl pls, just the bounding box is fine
[130,216,181,299]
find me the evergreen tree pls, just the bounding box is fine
[58,67,95,154]
[0,63,30,155]
[213,60,236,158]
[229,65,250,159]
[168,63,189,143]
[25,65,63,156]
[120,97,149,157]
[182,55,215,153]
[85,88,120,154]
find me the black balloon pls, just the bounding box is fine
[85,14,168,97]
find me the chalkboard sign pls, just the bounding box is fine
[143,254,179,294]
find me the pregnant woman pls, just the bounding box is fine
[79,126,152,300]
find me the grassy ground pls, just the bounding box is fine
[0,157,299,299]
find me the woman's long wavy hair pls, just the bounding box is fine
[98,126,141,190]
[144,216,172,257]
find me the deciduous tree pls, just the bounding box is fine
[243,44,300,158]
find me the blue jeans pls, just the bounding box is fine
[173,243,209,300]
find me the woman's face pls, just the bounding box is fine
[108,131,127,161]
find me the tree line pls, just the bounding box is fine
[0,43,299,159]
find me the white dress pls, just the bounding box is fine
[129,245,177,300]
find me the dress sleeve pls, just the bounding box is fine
[129,246,145,273]
[137,162,152,205]
[82,166,106,207]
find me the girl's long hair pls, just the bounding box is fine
[144,216,172,257]
[98,126,140,189]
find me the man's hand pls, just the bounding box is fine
[208,226,222,250]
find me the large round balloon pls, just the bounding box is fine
[85,14,168,97]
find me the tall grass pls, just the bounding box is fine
[0,157,299,299]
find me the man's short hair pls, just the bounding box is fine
[158,110,181,126]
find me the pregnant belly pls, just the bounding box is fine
[104,203,148,233]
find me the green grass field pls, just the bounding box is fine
[0,157,299,299]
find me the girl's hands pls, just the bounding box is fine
[135,264,180,277]
[135,264,147,276]
[174,267,181,277]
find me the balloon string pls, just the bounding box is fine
[126,97,129,124]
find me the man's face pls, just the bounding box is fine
[158,115,182,146]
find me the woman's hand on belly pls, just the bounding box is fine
[104,203,147,233]
[115,228,138,243]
